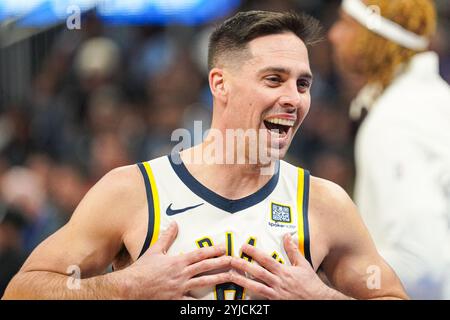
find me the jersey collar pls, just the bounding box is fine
[168,153,280,213]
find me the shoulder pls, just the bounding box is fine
[308,176,362,241]
[309,175,380,256]
[279,162,353,211]
[70,164,147,233]
[309,175,354,212]
[90,164,144,202]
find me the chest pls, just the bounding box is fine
[119,198,327,272]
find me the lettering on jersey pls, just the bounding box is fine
[271,251,285,264]
[268,202,296,229]
[215,234,257,300]
[196,237,214,248]
[215,282,245,300]
[240,237,256,262]
[226,232,233,257]
[194,234,269,300]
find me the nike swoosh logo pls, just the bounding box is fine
[166,203,204,216]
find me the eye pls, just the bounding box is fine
[265,75,282,85]
[297,79,311,92]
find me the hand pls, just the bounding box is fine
[118,222,232,299]
[229,234,339,300]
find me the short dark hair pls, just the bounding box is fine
[208,10,323,70]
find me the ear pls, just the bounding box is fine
[209,67,228,104]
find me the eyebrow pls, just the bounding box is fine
[257,66,313,81]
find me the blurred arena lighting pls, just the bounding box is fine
[0,1,48,21]
[0,0,241,27]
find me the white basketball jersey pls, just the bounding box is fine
[137,153,312,300]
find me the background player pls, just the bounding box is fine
[329,0,450,299]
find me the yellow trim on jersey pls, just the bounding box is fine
[297,168,305,257]
[143,162,160,247]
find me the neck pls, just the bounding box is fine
[179,142,278,200]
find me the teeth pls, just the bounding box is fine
[265,118,295,127]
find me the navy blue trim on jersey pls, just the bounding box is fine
[303,170,312,268]
[137,163,155,258]
[168,153,280,214]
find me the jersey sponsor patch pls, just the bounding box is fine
[270,202,292,223]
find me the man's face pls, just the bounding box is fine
[328,11,362,73]
[222,32,312,160]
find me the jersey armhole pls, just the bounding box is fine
[137,162,160,258]
[303,170,312,268]
[297,168,313,268]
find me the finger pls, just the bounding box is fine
[185,272,231,291]
[230,257,278,287]
[148,221,178,254]
[283,233,307,267]
[185,255,232,278]
[181,295,197,300]
[240,244,280,274]
[184,245,226,265]
[229,270,277,299]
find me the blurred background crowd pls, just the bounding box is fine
[0,0,449,296]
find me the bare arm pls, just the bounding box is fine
[2,166,141,299]
[315,178,408,299]
[3,271,124,299]
[2,166,232,299]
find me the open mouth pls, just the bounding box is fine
[263,118,294,136]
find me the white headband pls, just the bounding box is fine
[341,0,429,51]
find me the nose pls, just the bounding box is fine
[279,84,302,110]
